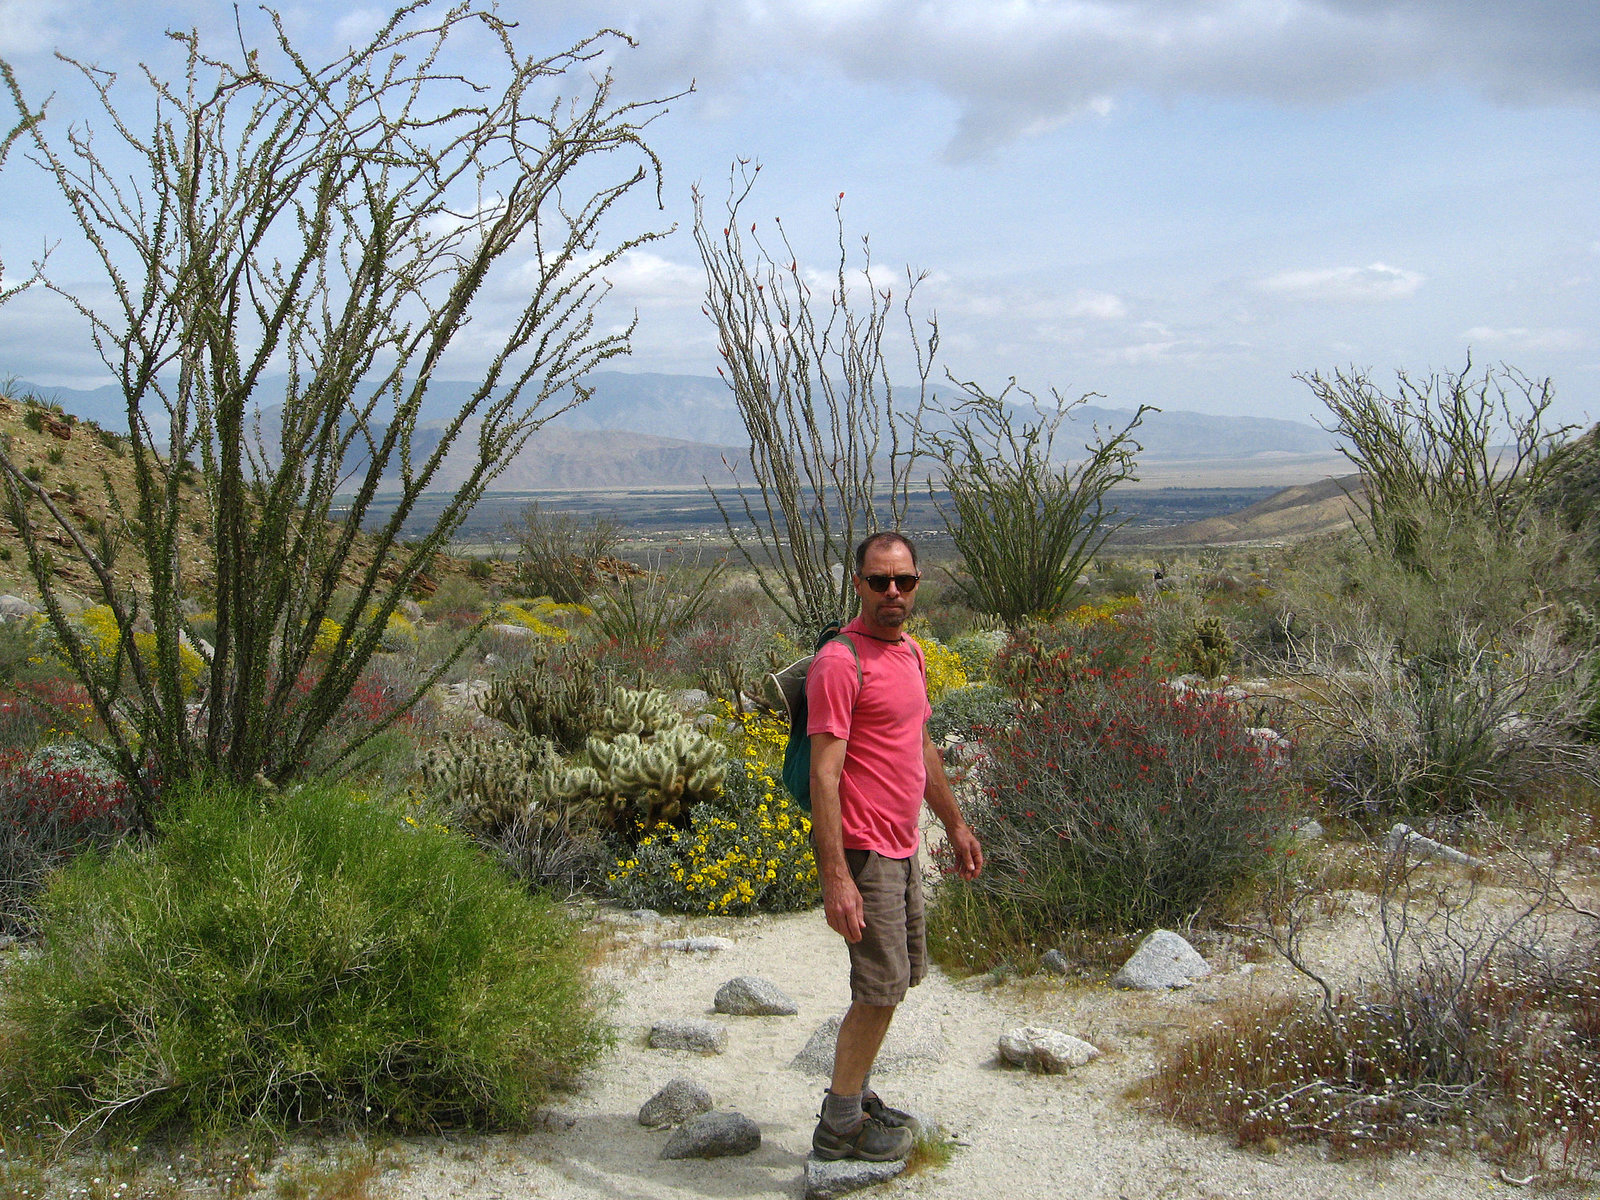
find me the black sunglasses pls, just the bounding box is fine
[857,572,921,593]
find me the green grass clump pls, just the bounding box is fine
[0,781,609,1143]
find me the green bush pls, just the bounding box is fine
[930,656,1298,965]
[1283,509,1590,666]
[921,379,1148,625]
[949,628,1008,682]
[0,782,609,1141]
[1297,621,1598,822]
[928,683,1016,743]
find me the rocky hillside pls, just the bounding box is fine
[1134,473,1363,545]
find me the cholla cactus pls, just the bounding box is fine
[597,686,681,739]
[478,648,612,752]
[420,733,558,835]
[1182,615,1237,681]
[588,725,724,815]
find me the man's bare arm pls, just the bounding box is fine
[810,731,865,942]
[922,727,983,880]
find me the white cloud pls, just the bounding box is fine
[577,0,1600,158]
[1256,263,1425,303]
[0,0,68,55]
[334,9,387,46]
[602,250,702,302]
[1064,290,1128,321]
[1462,326,1588,352]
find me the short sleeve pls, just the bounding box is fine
[806,639,860,739]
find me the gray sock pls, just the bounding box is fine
[821,1089,863,1133]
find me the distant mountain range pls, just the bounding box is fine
[13,371,1339,489]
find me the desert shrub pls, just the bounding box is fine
[20,407,44,434]
[928,684,1015,744]
[1283,509,1591,666]
[0,689,47,750]
[592,551,725,651]
[492,599,579,641]
[949,628,1008,682]
[607,757,818,916]
[13,676,98,741]
[930,660,1297,954]
[56,603,208,699]
[379,610,419,652]
[992,599,1160,701]
[1153,916,1600,1173]
[508,502,625,605]
[0,781,609,1141]
[0,743,135,934]
[493,809,612,899]
[422,573,488,621]
[1295,620,1599,823]
[0,614,53,688]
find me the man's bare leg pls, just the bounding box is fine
[830,1000,895,1096]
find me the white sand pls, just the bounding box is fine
[364,897,1557,1200]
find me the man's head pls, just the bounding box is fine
[852,531,920,636]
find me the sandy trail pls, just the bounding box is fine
[364,899,1543,1200]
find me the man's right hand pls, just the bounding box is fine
[823,871,865,943]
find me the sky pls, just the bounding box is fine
[0,0,1595,427]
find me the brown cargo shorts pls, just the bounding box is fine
[843,847,926,1006]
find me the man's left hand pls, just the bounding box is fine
[947,825,983,881]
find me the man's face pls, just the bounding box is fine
[853,540,918,633]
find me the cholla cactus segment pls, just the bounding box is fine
[419,733,558,835]
[598,686,682,739]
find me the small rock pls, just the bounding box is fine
[997,1026,1100,1073]
[804,1156,908,1199]
[1294,818,1325,841]
[639,1077,713,1127]
[0,595,37,621]
[398,599,423,623]
[661,936,735,953]
[660,1111,760,1159]
[1040,949,1070,977]
[628,909,663,923]
[1384,823,1484,868]
[1112,929,1212,990]
[714,975,798,1016]
[1246,726,1293,753]
[649,1019,728,1054]
[674,688,711,712]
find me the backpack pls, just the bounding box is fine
[768,623,861,812]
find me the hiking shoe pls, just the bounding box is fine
[811,1114,914,1162]
[862,1091,921,1136]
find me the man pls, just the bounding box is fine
[806,531,984,1162]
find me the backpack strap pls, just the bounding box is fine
[831,629,864,691]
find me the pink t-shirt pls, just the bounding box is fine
[806,618,932,859]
